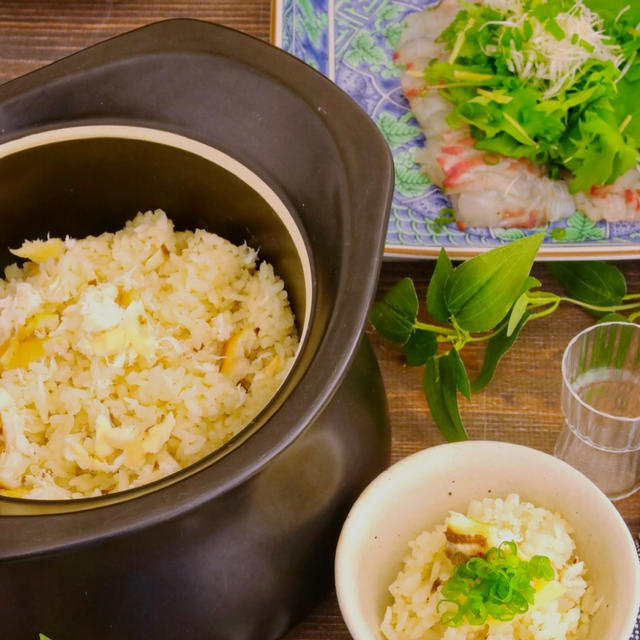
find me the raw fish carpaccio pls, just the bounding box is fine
[395,0,640,228]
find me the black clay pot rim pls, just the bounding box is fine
[0,123,316,515]
[0,18,394,559]
[0,125,314,340]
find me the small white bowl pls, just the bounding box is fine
[335,441,640,640]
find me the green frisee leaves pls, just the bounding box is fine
[370,236,640,442]
[421,0,640,193]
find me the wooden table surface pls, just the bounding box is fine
[0,2,638,639]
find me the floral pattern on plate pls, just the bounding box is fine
[274,0,640,258]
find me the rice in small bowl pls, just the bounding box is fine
[335,441,640,640]
[381,493,600,639]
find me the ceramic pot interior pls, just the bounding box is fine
[0,127,311,328]
[0,125,315,508]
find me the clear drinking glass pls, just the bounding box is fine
[554,322,640,500]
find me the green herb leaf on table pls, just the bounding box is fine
[507,293,529,338]
[520,276,542,295]
[427,248,454,323]
[471,311,531,393]
[546,261,626,310]
[423,352,468,442]
[450,348,471,400]
[371,237,640,442]
[598,312,629,324]
[404,328,437,366]
[445,233,543,332]
[370,277,418,345]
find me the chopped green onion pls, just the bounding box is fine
[546,17,566,40]
[432,207,457,232]
[439,541,554,627]
[579,38,595,53]
[483,152,501,165]
[452,70,494,82]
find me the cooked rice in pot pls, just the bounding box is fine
[381,494,600,640]
[0,210,299,499]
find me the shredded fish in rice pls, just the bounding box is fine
[0,210,299,499]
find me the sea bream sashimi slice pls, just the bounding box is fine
[416,124,575,228]
[573,168,640,222]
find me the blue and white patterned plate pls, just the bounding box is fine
[272,0,640,259]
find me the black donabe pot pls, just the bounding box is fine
[0,19,393,640]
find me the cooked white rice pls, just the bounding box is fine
[381,494,600,640]
[0,210,299,499]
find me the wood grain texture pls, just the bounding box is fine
[0,0,271,84]
[0,3,638,638]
